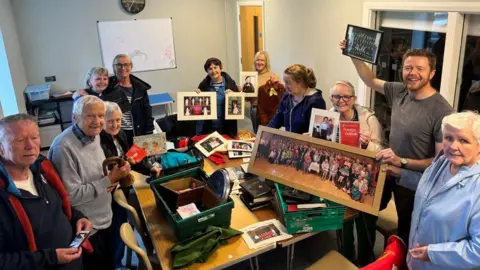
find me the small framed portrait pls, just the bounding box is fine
[308,109,340,142]
[342,24,383,65]
[240,71,258,97]
[177,92,217,121]
[195,131,228,157]
[227,140,254,152]
[228,150,252,159]
[133,133,167,156]
[225,92,245,120]
[248,126,387,216]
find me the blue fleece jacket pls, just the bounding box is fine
[267,89,326,134]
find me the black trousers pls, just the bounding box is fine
[381,176,416,248]
[83,227,115,270]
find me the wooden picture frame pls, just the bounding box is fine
[225,92,245,120]
[240,71,258,97]
[177,92,217,121]
[247,126,387,216]
[195,131,228,157]
[342,24,383,65]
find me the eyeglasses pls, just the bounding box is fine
[114,63,132,68]
[331,95,354,102]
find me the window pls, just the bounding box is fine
[0,28,19,116]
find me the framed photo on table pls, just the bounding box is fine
[343,24,383,65]
[247,126,387,216]
[227,140,254,152]
[240,71,258,97]
[195,131,228,157]
[177,92,217,121]
[225,92,245,120]
[308,109,340,142]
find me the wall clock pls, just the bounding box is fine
[121,0,145,14]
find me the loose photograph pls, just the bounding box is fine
[195,131,228,157]
[133,133,167,156]
[308,109,340,142]
[228,150,252,159]
[225,93,245,120]
[240,71,258,97]
[248,126,386,215]
[227,140,254,152]
[177,92,217,121]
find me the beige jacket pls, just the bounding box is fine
[330,104,385,152]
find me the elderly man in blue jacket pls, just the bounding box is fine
[0,113,92,270]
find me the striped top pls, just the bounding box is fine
[119,85,134,131]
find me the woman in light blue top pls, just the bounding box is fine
[408,111,480,270]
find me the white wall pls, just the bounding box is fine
[226,0,364,109]
[11,0,229,100]
[0,0,27,114]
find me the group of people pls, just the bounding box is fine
[1,36,480,270]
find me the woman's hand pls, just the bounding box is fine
[302,132,312,137]
[360,132,371,147]
[195,89,201,94]
[225,89,233,94]
[409,244,430,262]
[126,153,139,164]
[72,89,87,99]
[150,166,161,178]
[339,39,347,50]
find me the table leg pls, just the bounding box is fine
[336,229,344,255]
[250,257,255,270]
[286,245,291,270]
[289,243,295,270]
[255,256,260,270]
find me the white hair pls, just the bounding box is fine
[329,80,356,96]
[104,101,122,119]
[442,111,480,144]
[0,113,37,142]
[72,95,105,121]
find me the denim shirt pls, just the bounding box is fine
[211,79,226,129]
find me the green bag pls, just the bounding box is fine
[171,226,243,268]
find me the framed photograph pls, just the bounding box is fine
[308,109,340,142]
[195,131,228,157]
[133,133,167,156]
[247,126,387,216]
[177,92,217,121]
[227,140,254,152]
[343,24,383,65]
[225,92,245,120]
[240,71,258,97]
[228,150,252,159]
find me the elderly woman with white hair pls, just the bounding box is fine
[407,111,480,269]
[329,80,385,266]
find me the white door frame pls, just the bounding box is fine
[361,2,480,108]
[236,1,265,73]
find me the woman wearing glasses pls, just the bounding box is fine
[267,64,326,134]
[329,80,384,266]
[102,54,154,145]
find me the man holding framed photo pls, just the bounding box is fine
[339,39,453,247]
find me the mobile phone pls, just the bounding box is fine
[69,231,90,248]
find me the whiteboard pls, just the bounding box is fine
[97,18,176,72]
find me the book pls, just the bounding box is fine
[240,194,272,211]
[339,121,360,147]
[240,178,272,199]
[125,144,148,163]
[242,191,273,204]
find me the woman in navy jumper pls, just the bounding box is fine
[268,64,326,134]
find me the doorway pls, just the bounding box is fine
[237,3,264,72]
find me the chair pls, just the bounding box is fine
[113,189,157,266]
[306,250,358,270]
[376,198,398,248]
[120,223,153,270]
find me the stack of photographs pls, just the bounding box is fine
[227,140,254,159]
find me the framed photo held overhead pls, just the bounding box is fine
[240,71,259,97]
[247,126,387,216]
[343,24,383,65]
[177,92,217,121]
[308,109,340,142]
[195,131,228,157]
[225,92,245,120]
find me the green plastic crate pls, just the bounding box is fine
[274,183,346,234]
[150,167,235,241]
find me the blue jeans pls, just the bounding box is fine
[250,106,258,134]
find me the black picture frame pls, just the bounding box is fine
[342,24,383,65]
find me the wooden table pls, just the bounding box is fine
[133,155,358,270]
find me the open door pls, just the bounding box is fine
[239,5,263,71]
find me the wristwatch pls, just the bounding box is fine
[400,158,408,169]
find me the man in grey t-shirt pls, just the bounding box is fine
[341,40,453,247]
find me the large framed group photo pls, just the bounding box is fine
[247,126,387,215]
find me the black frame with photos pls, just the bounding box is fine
[342,24,383,65]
